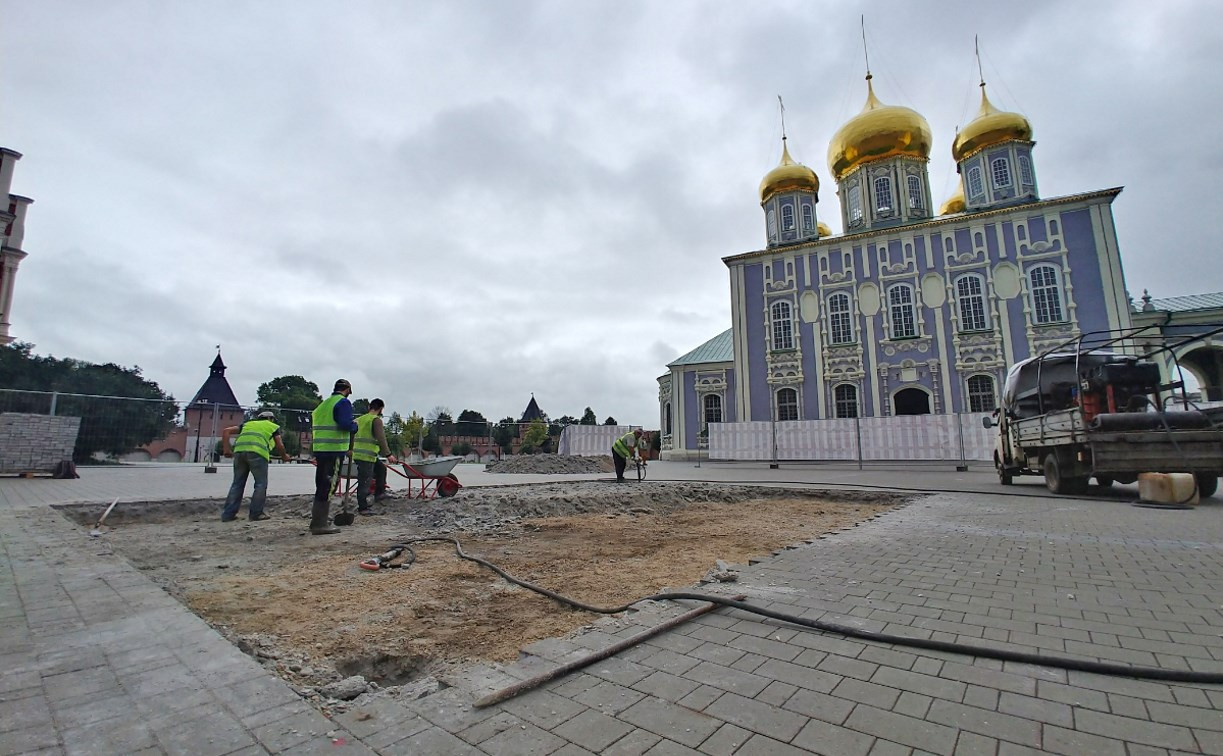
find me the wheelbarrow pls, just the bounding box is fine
[387,455,463,499]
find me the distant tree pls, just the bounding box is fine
[256,375,322,411]
[428,406,453,434]
[580,407,597,425]
[603,416,617,425]
[455,409,489,437]
[521,418,548,452]
[351,398,370,415]
[281,433,302,457]
[421,426,441,454]
[384,411,406,455]
[451,441,473,457]
[0,342,178,462]
[492,416,516,453]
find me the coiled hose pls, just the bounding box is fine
[387,536,1223,684]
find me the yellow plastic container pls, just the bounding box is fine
[1138,472,1200,506]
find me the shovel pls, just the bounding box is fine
[333,452,357,526]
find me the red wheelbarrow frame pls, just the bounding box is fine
[386,461,462,500]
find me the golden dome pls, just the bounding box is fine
[759,140,819,203]
[938,184,966,215]
[952,84,1032,163]
[817,221,833,237]
[827,75,932,182]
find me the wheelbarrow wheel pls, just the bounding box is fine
[437,474,460,498]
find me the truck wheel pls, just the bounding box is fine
[995,453,1013,485]
[1196,475,1219,499]
[1094,476,1114,488]
[1043,454,1081,495]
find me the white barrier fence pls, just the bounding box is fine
[558,425,637,456]
[707,413,996,462]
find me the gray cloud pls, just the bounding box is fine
[4,0,1220,427]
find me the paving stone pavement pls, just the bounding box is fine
[3,463,1223,754]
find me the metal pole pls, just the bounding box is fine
[49,391,58,416]
[769,402,779,469]
[855,415,863,471]
[204,403,219,473]
[955,412,968,472]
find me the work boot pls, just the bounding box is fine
[311,525,341,535]
[309,499,332,531]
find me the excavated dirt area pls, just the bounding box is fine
[56,477,905,708]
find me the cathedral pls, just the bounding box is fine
[659,71,1134,459]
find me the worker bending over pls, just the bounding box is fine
[611,428,643,483]
[352,398,398,515]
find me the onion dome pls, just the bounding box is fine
[827,75,932,182]
[938,184,966,215]
[759,140,819,203]
[952,84,1032,163]
[817,221,833,237]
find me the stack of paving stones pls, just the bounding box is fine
[0,413,80,474]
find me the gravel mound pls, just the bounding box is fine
[484,454,615,475]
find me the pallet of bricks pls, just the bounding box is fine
[0,413,81,477]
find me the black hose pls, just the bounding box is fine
[392,535,1223,684]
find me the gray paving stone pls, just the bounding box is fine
[844,704,959,755]
[642,738,703,755]
[619,696,721,748]
[553,708,636,752]
[250,708,334,753]
[733,733,814,755]
[384,725,486,755]
[695,722,751,756]
[791,717,875,756]
[703,691,807,743]
[602,728,663,756]
[565,678,646,715]
[676,684,723,712]
[752,657,841,694]
[1073,708,1200,751]
[152,708,258,756]
[1040,725,1128,755]
[951,731,998,756]
[480,719,567,754]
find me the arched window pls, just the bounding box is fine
[956,274,989,332]
[776,388,798,421]
[802,204,814,231]
[874,176,893,212]
[703,394,723,425]
[907,175,923,209]
[991,157,1012,188]
[771,300,794,350]
[827,292,854,345]
[848,190,863,225]
[967,166,984,196]
[834,384,858,418]
[888,284,917,339]
[967,375,997,413]
[1019,155,1033,185]
[782,204,795,231]
[766,209,776,237]
[1028,265,1065,324]
[664,402,671,435]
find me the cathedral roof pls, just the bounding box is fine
[827,75,932,181]
[759,141,819,202]
[668,329,734,367]
[1136,292,1223,313]
[952,84,1033,163]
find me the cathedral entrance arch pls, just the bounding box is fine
[893,387,932,415]
[1175,344,1223,402]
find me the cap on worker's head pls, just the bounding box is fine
[257,410,276,420]
[633,429,643,436]
[334,378,351,392]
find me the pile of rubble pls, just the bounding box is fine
[484,454,615,475]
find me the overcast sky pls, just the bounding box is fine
[3,1,1220,426]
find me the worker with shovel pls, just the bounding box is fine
[611,428,643,482]
[310,379,359,535]
[353,398,398,515]
[220,410,292,521]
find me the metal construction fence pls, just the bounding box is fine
[706,412,997,464]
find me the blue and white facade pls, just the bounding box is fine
[659,77,1134,459]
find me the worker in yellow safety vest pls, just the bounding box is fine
[309,379,359,534]
[220,410,292,521]
[611,428,643,482]
[352,398,398,515]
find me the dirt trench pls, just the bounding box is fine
[57,481,905,699]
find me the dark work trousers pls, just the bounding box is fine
[222,452,269,520]
[613,449,628,481]
[312,452,346,528]
[355,459,387,509]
